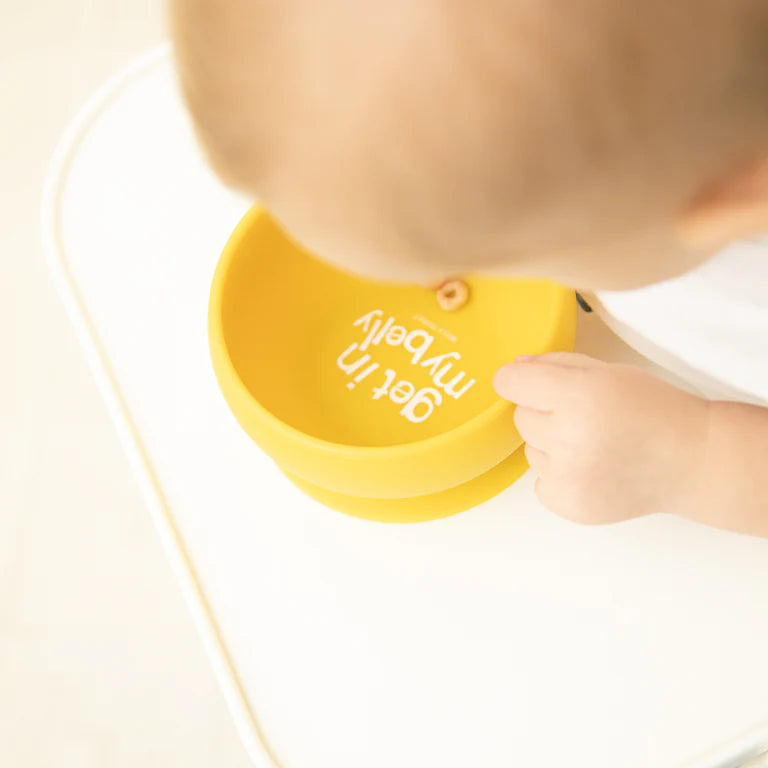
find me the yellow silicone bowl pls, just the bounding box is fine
[209,206,576,523]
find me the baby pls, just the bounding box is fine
[171,0,768,536]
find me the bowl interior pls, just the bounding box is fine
[217,212,569,448]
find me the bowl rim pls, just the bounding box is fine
[209,204,573,459]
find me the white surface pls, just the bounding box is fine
[46,50,768,768]
[1,5,250,768]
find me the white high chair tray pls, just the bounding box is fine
[44,46,768,768]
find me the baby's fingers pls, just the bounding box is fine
[527,352,606,369]
[494,359,578,410]
[524,444,549,475]
[514,407,553,450]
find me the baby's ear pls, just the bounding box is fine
[677,150,768,249]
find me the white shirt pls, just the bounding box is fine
[597,236,768,406]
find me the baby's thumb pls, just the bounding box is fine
[515,352,605,369]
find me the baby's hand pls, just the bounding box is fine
[493,354,711,525]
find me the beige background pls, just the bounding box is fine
[0,3,250,766]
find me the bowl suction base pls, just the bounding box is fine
[283,446,530,523]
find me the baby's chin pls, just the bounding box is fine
[304,242,670,293]
[479,266,681,293]
[280,210,709,293]
[327,253,453,290]
[478,236,714,293]
[278,222,452,287]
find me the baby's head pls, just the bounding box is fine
[172,0,768,289]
